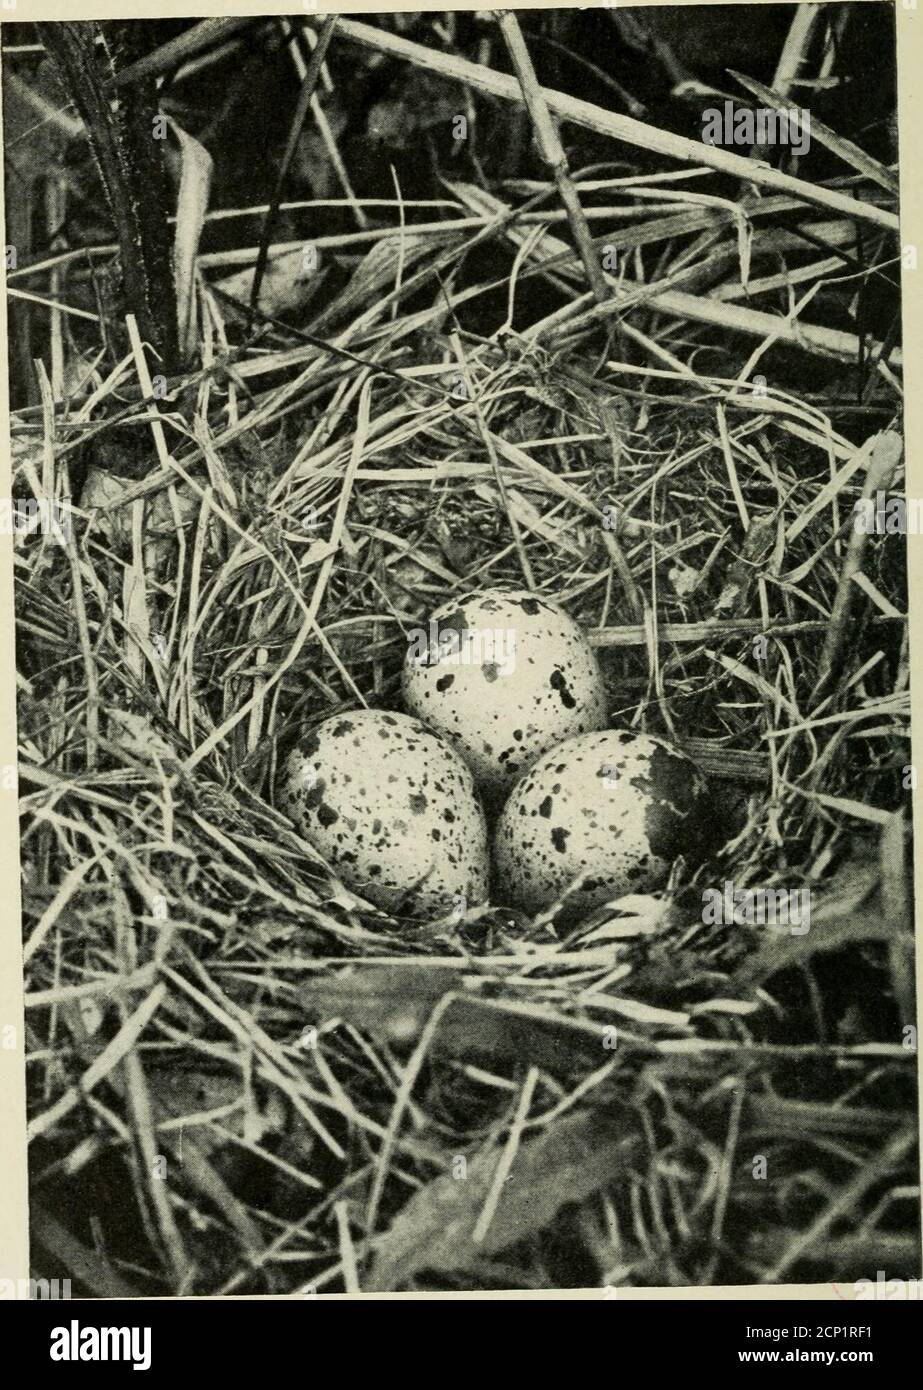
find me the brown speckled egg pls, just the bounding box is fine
[280,709,488,919]
[402,589,607,800]
[494,730,716,915]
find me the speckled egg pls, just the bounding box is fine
[280,709,489,919]
[494,730,716,915]
[401,589,607,800]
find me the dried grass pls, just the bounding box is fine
[11,13,917,1295]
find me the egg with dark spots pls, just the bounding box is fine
[402,588,607,799]
[494,730,719,915]
[280,709,489,919]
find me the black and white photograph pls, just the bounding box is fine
[1,1,919,1303]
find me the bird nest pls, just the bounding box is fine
[11,10,917,1294]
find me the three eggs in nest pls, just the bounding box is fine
[280,588,718,922]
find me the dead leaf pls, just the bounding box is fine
[168,117,213,361]
[715,513,777,613]
[214,247,326,320]
[310,230,456,332]
[368,1109,636,1290]
[733,854,895,986]
[301,966,612,1072]
[301,965,463,1048]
